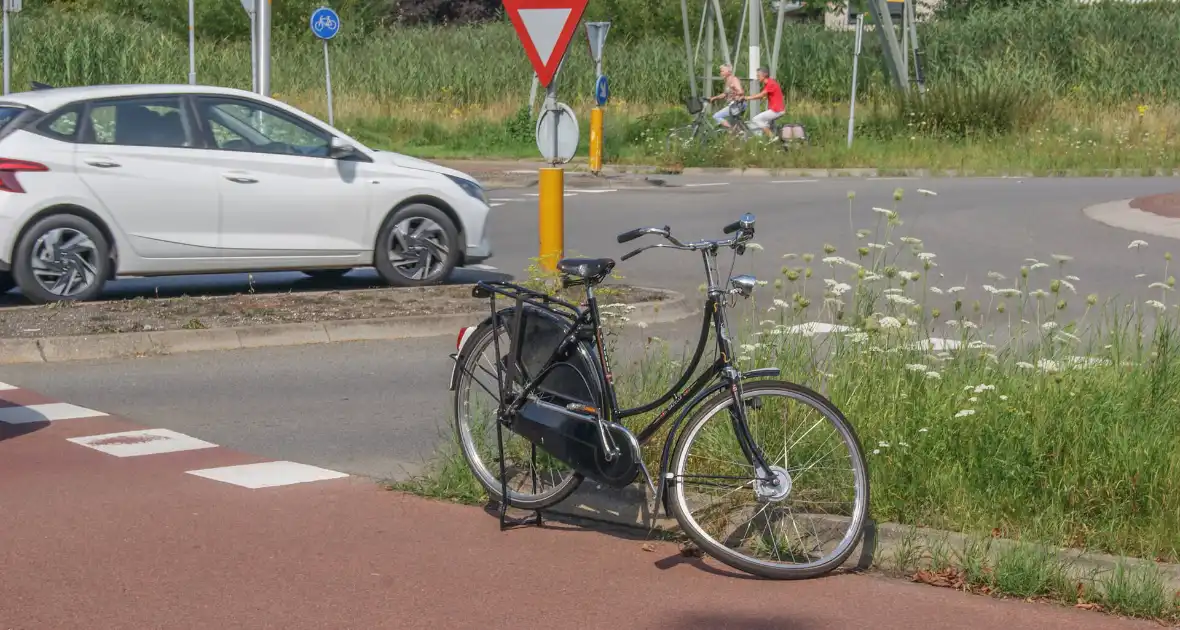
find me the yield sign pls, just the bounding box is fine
[503,0,590,88]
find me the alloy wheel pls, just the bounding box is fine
[30,227,101,297]
[387,217,450,281]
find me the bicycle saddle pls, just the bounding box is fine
[557,258,615,284]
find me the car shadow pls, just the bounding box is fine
[0,267,515,307]
[0,419,50,442]
[0,400,51,442]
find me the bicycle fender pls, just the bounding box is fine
[652,368,781,516]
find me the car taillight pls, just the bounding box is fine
[0,159,48,194]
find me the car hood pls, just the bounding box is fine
[371,150,478,184]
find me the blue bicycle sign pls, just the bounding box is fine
[310,7,341,40]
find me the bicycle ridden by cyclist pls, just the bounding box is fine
[743,67,786,140]
[707,64,745,130]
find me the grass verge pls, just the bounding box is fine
[396,188,1179,621]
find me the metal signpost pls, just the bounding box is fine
[585,21,610,175]
[187,0,197,85]
[2,0,19,96]
[240,0,257,93]
[254,0,272,97]
[502,0,589,272]
[847,13,864,148]
[310,6,341,125]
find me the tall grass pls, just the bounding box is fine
[12,3,1180,107]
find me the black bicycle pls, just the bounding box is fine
[448,214,870,580]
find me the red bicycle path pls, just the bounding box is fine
[0,384,1159,630]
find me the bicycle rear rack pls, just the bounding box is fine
[472,281,584,531]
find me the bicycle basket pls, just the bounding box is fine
[728,100,748,117]
[685,96,704,115]
[509,304,604,408]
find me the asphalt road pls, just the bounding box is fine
[2,175,1178,483]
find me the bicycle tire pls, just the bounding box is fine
[668,380,870,580]
[452,311,585,511]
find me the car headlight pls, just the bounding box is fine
[446,174,489,206]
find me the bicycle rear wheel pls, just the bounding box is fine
[453,310,586,511]
[668,380,870,580]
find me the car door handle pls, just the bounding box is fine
[222,173,259,184]
[84,159,121,168]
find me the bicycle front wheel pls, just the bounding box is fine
[668,380,870,580]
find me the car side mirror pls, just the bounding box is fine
[328,137,357,159]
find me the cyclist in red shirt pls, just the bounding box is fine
[744,67,786,140]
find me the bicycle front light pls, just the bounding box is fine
[446,174,489,206]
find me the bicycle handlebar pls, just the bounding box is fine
[617,213,756,262]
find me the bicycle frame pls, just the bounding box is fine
[457,240,778,520]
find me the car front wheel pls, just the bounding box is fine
[374,204,460,287]
[13,214,111,304]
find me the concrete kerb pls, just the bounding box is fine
[0,287,691,365]
[1083,198,1180,241]
[541,481,1180,590]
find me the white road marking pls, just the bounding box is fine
[784,322,854,335]
[771,179,818,184]
[872,177,918,181]
[68,428,219,458]
[490,198,525,202]
[0,382,17,391]
[465,264,498,271]
[522,193,578,197]
[490,203,505,208]
[186,461,349,489]
[565,189,617,193]
[684,182,729,188]
[0,402,108,425]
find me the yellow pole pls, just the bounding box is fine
[589,107,604,174]
[538,167,565,272]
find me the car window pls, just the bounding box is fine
[36,107,80,141]
[0,105,23,130]
[84,97,194,149]
[197,97,330,158]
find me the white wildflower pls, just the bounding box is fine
[1030,289,1049,298]
[830,283,852,296]
[1051,254,1073,263]
[878,441,891,448]
[872,449,881,455]
[822,256,849,266]
[905,364,928,372]
[917,189,938,196]
[746,243,764,252]
[899,271,921,281]
[918,252,937,261]
[925,371,941,380]
[1041,321,1058,332]
[1146,300,1167,311]
[900,236,922,245]
[1059,280,1077,294]
[918,428,929,433]
[969,397,978,403]
[973,384,996,393]
[967,340,996,350]
[948,286,966,294]
[872,207,895,216]
[929,287,944,294]
[884,288,904,295]
[867,243,887,250]
[1037,359,1061,373]
[1030,262,1049,271]
[999,395,1009,401]
[1149,282,1174,292]
[637,321,649,329]
[988,271,1007,281]
[1016,361,1035,369]
[983,285,999,294]
[846,332,870,344]
[760,320,776,327]
[740,344,758,352]
[1025,258,1040,264]
[773,299,790,308]
[879,316,903,329]
[887,294,917,306]
[1129,239,1149,249]
[955,409,976,418]
[1066,275,1080,282]
[1136,273,1147,279]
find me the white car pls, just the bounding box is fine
[0,83,493,303]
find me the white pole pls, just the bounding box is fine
[748,0,760,118]
[250,12,258,93]
[256,0,271,97]
[847,14,864,148]
[187,0,196,85]
[2,5,10,96]
[323,40,334,125]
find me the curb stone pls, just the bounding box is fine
[0,288,690,365]
[1083,198,1180,240]
[543,482,1180,590]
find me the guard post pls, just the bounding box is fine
[586,22,611,175]
[503,0,588,272]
